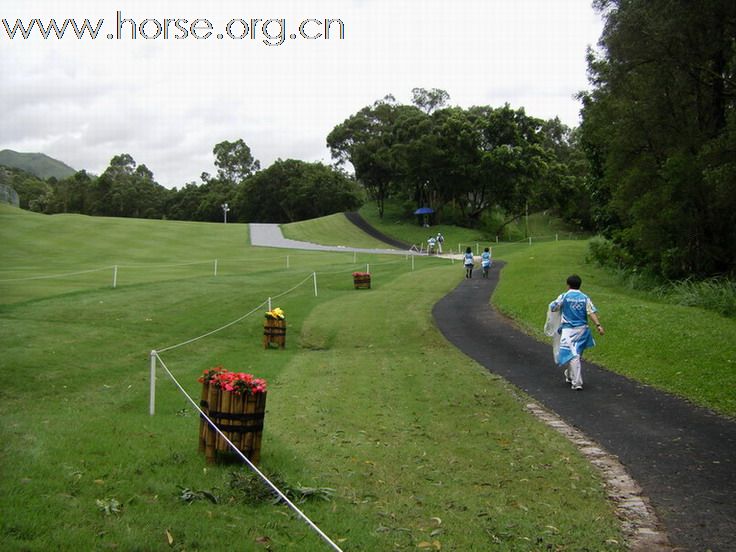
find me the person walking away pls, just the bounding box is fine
[548,274,604,390]
[436,233,444,254]
[481,247,492,278]
[463,247,474,278]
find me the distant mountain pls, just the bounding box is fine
[0,149,77,180]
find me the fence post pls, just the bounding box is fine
[411,255,415,271]
[149,350,156,416]
[286,255,290,270]
[214,259,218,276]
[268,296,272,311]
[366,263,370,274]
[529,237,532,245]
[313,272,318,297]
[112,265,118,288]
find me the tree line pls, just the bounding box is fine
[1,141,364,224]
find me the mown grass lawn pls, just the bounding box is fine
[0,204,626,551]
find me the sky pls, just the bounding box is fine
[1,0,604,189]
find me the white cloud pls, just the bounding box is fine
[1,0,603,188]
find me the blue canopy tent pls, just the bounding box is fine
[414,207,434,226]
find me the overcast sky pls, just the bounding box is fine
[1,0,603,189]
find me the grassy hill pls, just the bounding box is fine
[0,149,77,180]
[0,204,630,551]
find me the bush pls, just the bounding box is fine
[586,236,635,268]
[659,278,736,318]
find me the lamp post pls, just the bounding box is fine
[221,202,230,224]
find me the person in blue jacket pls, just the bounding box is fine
[480,247,492,278]
[463,247,475,278]
[548,274,605,390]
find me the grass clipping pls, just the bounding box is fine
[178,470,335,506]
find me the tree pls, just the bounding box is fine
[234,159,363,223]
[213,139,260,185]
[94,154,170,219]
[327,96,417,218]
[411,87,450,114]
[581,0,736,277]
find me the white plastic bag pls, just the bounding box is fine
[544,308,562,363]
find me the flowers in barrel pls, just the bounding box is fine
[265,307,285,320]
[198,366,267,395]
[198,366,268,464]
[353,271,371,289]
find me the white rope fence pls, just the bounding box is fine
[149,271,343,550]
[152,352,343,552]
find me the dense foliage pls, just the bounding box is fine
[580,0,736,278]
[327,91,586,235]
[233,159,363,223]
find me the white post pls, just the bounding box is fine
[313,272,318,297]
[286,255,290,270]
[353,251,356,263]
[112,265,118,288]
[149,350,156,416]
[411,255,415,271]
[268,296,272,311]
[476,243,479,255]
[529,237,532,245]
[366,263,370,274]
[214,259,218,276]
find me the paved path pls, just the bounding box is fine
[250,222,416,256]
[433,264,736,552]
[252,217,736,551]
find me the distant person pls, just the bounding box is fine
[548,274,604,390]
[463,247,474,278]
[427,235,436,254]
[481,247,492,277]
[436,233,444,253]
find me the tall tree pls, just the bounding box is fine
[327,96,417,218]
[581,0,736,277]
[213,139,260,185]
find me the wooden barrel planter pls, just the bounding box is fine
[198,368,267,465]
[263,318,286,348]
[353,272,371,289]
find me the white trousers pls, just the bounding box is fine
[565,355,582,387]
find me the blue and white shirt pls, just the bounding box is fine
[481,251,491,267]
[549,290,597,329]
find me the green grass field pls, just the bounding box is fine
[0,204,630,551]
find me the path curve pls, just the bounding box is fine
[433,264,736,552]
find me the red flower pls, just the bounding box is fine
[200,366,267,395]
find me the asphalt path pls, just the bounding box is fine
[433,263,736,552]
